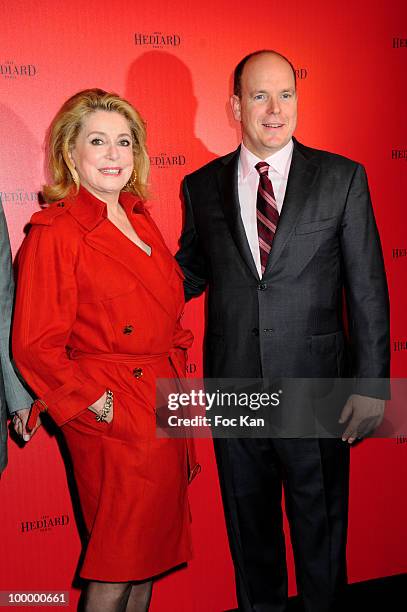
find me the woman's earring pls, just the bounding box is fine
[71,168,80,189]
[126,171,138,189]
[66,154,80,189]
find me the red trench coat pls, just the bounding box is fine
[12,187,199,581]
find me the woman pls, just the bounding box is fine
[12,89,199,611]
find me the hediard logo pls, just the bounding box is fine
[150,154,186,168]
[391,149,407,160]
[0,190,39,205]
[393,340,407,352]
[392,38,407,48]
[295,68,308,79]
[21,514,70,533]
[0,61,37,79]
[134,32,181,48]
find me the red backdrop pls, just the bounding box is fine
[1,1,406,610]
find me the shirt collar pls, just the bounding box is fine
[67,186,145,231]
[239,139,294,181]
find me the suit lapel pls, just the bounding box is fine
[217,149,260,280]
[264,142,319,275]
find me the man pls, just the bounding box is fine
[176,50,390,611]
[0,197,33,474]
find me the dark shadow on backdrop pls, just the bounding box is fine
[125,51,217,173]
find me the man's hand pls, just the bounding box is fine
[12,408,40,442]
[339,394,385,444]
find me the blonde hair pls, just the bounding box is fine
[43,88,149,202]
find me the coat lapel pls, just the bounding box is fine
[68,188,176,320]
[264,141,319,276]
[84,219,176,320]
[217,149,260,280]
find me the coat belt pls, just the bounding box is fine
[27,348,201,482]
[69,349,169,364]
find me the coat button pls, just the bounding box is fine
[258,282,267,291]
[133,367,143,379]
[57,202,65,207]
[123,325,134,335]
[252,328,259,336]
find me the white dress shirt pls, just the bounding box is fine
[238,139,294,277]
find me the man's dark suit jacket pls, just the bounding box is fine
[176,138,390,397]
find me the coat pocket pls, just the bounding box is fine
[295,217,338,235]
[310,331,345,376]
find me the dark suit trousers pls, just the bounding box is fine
[214,437,350,612]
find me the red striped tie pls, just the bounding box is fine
[255,161,279,274]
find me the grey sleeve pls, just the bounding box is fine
[0,199,33,413]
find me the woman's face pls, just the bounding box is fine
[69,110,134,203]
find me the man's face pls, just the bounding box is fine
[231,53,297,159]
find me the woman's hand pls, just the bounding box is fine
[12,407,39,441]
[88,392,114,423]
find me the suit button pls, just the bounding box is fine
[123,325,134,335]
[258,282,267,291]
[252,328,259,336]
[133,367,143,379]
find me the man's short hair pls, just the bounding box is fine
[233,50,297,97]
